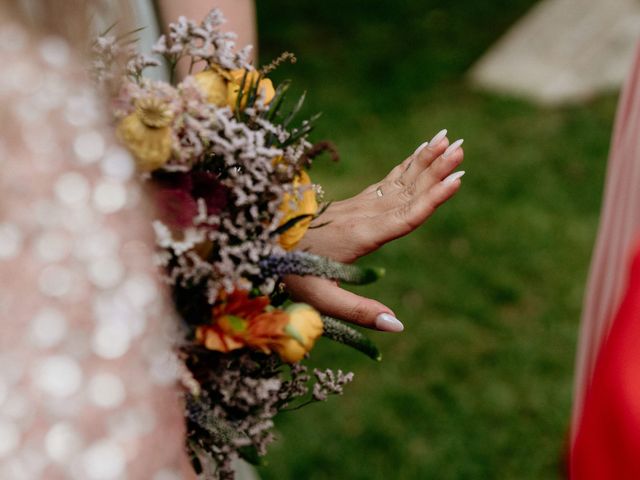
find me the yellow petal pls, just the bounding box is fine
[227,69,276,110]
[274,304,323,363]
[194,70,229,107]
[278,171,318,250]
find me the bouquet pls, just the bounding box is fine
[94,9,385,478]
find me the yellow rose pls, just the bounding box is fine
[278,170,318,250]
[227,68,275,110]
[117,98,173,172]
[193,69,229,107]
[274,304,324,363]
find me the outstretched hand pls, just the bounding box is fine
[285,129,465,332]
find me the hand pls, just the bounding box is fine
[286,129,465,331]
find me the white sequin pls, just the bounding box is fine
[123,274,158,308]
[88,258,124,289]
[73,130,105,163]
[45,423,83,463]
[109,408,156,441]
[39,36,70,68]
[81,440,126,480]
[34,230,70,262]
[0,223,22,260]
[64,91,100,127]
[55,172,90,206]
[101,146,135,180]
[0,420,20,458]
[75,229,119,260]
[88,373,126,409]
[2,448,48,479]
[93,180,127,213]
[29,307,68,349]
[33,355,83,398]
[92,324,131,359]
[38,265,73,297]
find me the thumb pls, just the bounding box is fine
[283,275,404,332]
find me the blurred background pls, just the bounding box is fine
[253,0,637,478]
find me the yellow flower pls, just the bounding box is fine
[278,170,318,250]
[273,304,324,363]
[193,69,229,106]
[227,68,275,110]
[117,98,173,171]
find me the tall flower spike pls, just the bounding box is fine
[260,251,385,285]
[321,316,382,361]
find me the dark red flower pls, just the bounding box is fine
[151,171,228,228]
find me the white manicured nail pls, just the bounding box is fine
[443,170,465,185]
[443,138,464,158]
[413,140,430,156]
[414,129,448,156]
[375,313,404,332]
[429,128,448,146]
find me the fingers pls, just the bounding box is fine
[415,139,464,193]
[406,172,463,228]
[283,275,404,332]
[402,130,449,181]
[386,129,449,183]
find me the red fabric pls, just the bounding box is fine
[572,237,640,478]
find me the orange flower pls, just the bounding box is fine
[196,290,287,353]
[195,290,323,363]
[278,170,318,250]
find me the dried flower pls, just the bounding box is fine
[117,98,173,171]
[278,170,318,250]
[193,68,229,106]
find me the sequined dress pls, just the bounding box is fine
[0,22,189,479]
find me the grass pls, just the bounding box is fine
[255,1,618,478]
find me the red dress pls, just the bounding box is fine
[572,237,640,478]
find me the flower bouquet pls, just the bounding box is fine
[96,9,385,478]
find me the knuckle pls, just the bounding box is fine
[346,301,371,326]
[392,178,405,190]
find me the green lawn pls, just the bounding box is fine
[255,1,617,478]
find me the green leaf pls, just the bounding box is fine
[273,213,315,236]
[321,316,382,361]
[283,90,307,128]
[265,80,292,122]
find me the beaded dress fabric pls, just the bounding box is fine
[0,22,188,479]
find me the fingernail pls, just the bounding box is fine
[443,139,464,159]
[428,128,448,146]
[375,313,404,332]
[443,170,465,185]
[414,129,448,156]
[413,140,430,156]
